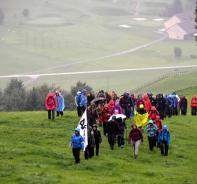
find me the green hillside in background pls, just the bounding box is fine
[0,0,196,94]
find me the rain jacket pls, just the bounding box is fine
[190,95,197,107]
[45,92,57,110]
[69,128,84,149]
[143,94,152,113]
[112,102,123,115]
[80,89,87,108]
[97,104,111,123]
[145,123,158,137]
[55,93,65,111]
[158,129,170,146]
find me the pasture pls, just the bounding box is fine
[0,0,196,93]
[0,108,197,183]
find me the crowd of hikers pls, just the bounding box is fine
[45,89,197,163]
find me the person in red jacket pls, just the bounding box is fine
[128,123,143,159]
[148,106,160,121]
[143,93,152,113]
[97,104,112,135]
[45,92,57,121]
[108,100,115,115]
[190,95,197,115]
[153,116,162,148]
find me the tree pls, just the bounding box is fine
[25,87,40,110]
[174,47,182,58]
[172,0,183,14]
[3,79,26,111]
[0,8,5,25]
[22,8,29,17]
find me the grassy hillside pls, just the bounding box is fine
[0,108,197,183]
[0,0,196,93]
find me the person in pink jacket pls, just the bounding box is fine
[45,92,57,121]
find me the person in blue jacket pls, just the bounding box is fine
[158,125,170,156]
[55,90,65,116]
[145,120,158,151]
[68,128,84,163]
[80,89,87,114]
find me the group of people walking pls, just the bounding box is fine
[44,89,195,163]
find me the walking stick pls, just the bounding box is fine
[126,129,127,147]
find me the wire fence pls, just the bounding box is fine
[130,69,197,94]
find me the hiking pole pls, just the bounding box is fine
[126,129,127,147]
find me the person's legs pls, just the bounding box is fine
[164,141,169,156]
[51,109,55,120]
[134,140,141,157]
[103,123,107,136]
[60,111,63,116]
[160,141,164,155]
[56,111,60,116]
[96,142,100,156]
[48,110,51,119]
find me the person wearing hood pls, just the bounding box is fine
[106,116,119,150]
[111,101,122,115]
[148,106,160,121]
[119,92,131,118]
[190,95,197,115]
[128,123,143,158]
[97,104,112,135]
[68,127,84,163]
[143,93,152,113]
[54,90,65,116]
[93,124,102,156]
[80,89,87,114]
[45,91,57,121]
[158,125,170,156]
[145,120,158,151]
[153,116,162,148]
[117,117,127,148]
[108,100,115,114]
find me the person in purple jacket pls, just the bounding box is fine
[128,123,143,158]
[111,101,122,115]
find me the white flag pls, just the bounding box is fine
[77,110,88,151]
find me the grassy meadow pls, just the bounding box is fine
[0,0,197,93]
[0,86,197,184]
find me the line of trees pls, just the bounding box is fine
[0,79,93,111]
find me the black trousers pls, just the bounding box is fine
[191,107,197,115]
[77,106,81,117]
[118,131,124,146]
[108,134,116,149]
[84,144,94,159]
[93,141,100,156]
[148,136,156,151]
[56,111,63,116]
[80,106,86,115]
[160,140,169,156]
[72,148,81,163]
[48,109,55,120]
[103,123,107,136]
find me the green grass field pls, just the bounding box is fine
[0,103,197,183]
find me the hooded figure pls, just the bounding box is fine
[112,101,123,115]
[117,117,127,148]
[143,93,152,113]
[145,120,158,151]
[93,124,102,156]
[55,90,65,116]
[97,104,112,135]
[68,128,84,163]
[80,89,87,114]
[106,116,119,150]
[45,92,57,120]
[119,92,131,118]
[158,125,170,156]
[128,123,143,158]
